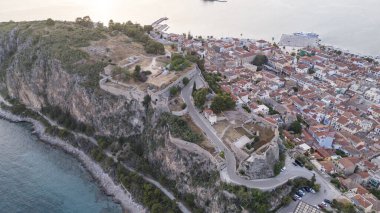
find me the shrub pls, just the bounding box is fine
[159,113,202,143]
[193,88,209,108]
[251,54,268,66]
[169,86,180,96]
[181,103,187,110]
[288,120,302,134]
[170,54,191,71]
[210,93,236,113]
[182,77,190,85]
[46,18,55,26]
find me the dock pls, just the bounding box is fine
[152,17,168,28]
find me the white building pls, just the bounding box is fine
[364,88,380,103]
[253,105,269,115]
[203,109,217,125]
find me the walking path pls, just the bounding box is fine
[37,108,191,213]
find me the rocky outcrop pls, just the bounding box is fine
[238,139,280,179]
[0,25,145,138]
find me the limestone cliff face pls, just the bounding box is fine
[145,128,240,213]
[0,26,145,137]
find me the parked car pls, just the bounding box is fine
[303,187,311,192]
[292,162,298,166]
[318,204,325,209]
[324,199,332,205]
[296,191,304,197]
[321,202,328,208]
[281,167,286,172]
[295,159,304,167]
[292,195,299,201]
[310,188,316,193]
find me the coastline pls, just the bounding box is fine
[0,107,145,213]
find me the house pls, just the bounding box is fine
[253,105,269,115]
[340,178,369,195]
[308,125,335,148]
[351,195,373,213]
[339,145,362,157]
[332,116,351,131]
[360,160,378,172]
[349,172,370,185]
[299,143,311,154]
[203,109,217,125]
[320,161,336,174]
[315,148,332,160]
[255,40,268,48]
[336,158,356,176]
[296,63,309,73]
[355,118,374,132]
[368,105,380,118]
[375,125,380,134]
[364,88,380,103]
[290,96,309,111]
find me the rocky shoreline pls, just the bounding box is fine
[0,107,145,213]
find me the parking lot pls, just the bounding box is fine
[277,160,340,213]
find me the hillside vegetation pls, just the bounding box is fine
[0,17,164,88]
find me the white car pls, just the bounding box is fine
[281,167,286,172]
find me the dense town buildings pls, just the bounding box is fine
[155,29,380,211]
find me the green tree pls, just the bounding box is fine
[193,88,209,108]
[289,120,302,134]
[144,40,165,55]
[151,203,164,213]
[308,67,315,74]
[211,93,236,113]
[182,77,190,86]
[311,174,316,185]
[142,95,151,108]
[281,196,292,206]
[46,18,55,26]
[143,25,153,33]
[170,54,191,71]
[75,16,93,28]
[170,86,180,96]
[251,54,268,66]
[133,65,141,79]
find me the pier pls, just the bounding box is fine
[151,17,168,28]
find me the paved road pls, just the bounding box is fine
[181,75,336,191]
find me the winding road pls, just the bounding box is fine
[181,73,337,192]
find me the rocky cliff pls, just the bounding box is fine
[0,21,284,212]
[0,22,145,137]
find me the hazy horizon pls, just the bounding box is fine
[1,0,379,56]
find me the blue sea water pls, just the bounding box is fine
[0,119,122,213]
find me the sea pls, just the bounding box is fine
[0,119,122,213]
